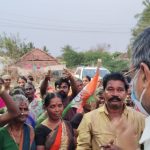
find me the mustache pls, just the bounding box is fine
[108,96,121,102]
[58,91,67,98]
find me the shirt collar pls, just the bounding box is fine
[98,104,128,116]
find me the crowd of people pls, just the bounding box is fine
[0,27,150,150]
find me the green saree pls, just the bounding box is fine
[0,124,36,150]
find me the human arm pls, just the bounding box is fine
[63,68,78,97]
[100,113,143,150]
[40,71,51,99]
[100,140,121,150]
[0,88,20,125]
[109,118,137,150]
[76,114,92,150]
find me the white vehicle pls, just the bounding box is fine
[74,66,110,80]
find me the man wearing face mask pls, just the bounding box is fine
[130,27,150,150]
[77,72,145,150]
[101,27,150,150]
[130,70,149,116]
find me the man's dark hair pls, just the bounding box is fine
[25,82,35,90]
[103,72,129,91]
[17,75,27,83]
[55,77,70,89]
[28,75,34,81]
[84,75,91,81]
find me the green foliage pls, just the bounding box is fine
[112,52,122,58]
[43,46,49,53]
[0,33,35,60]
[62,45,83,67]
[106,59,129,72]
[61,45,129,72]
[81,50,100,66]
[132,0,150,39]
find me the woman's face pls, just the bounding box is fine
[16,101,29,123]
[76,80,83,92]
[24,83,35,100]
[82,77,90,87]
[18,78,26,88]
[46,97,64,121]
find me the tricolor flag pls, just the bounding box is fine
[62,66,99,118]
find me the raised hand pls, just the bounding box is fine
[44,70,51,81]
[62,68,72,79]
[100,140,121,150]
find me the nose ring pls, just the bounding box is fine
[21,112,24,115]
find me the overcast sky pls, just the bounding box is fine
[0,0,144,56]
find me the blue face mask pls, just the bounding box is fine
[131,70,149,116]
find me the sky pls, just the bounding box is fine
[0,0,144,56]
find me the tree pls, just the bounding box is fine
[43,46,49,53]
[61,45,129,72]
[0,33,35,61]
[132,0,150,39]
[62,45,83,67]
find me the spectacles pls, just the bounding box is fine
[123,68,136,77]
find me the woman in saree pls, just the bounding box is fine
[35,92,75,150]
[0,94,36,150]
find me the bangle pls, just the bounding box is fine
[0,85,5,95]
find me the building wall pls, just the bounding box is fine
[15,49,60,70]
